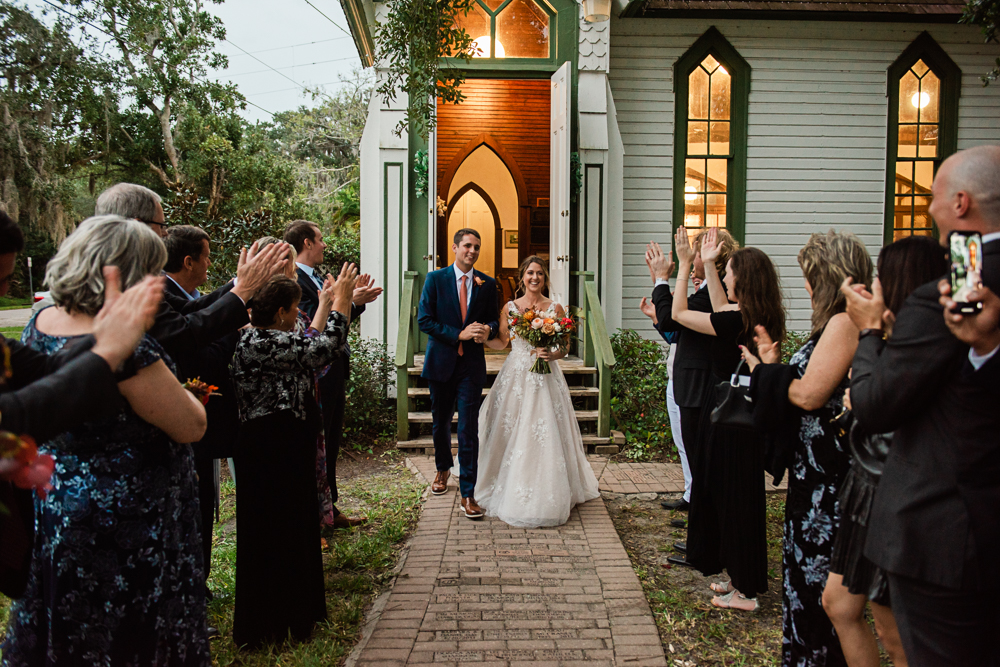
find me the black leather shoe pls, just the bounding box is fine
[671,519,687,529]
[673,541,687,554]
[661,498,690,511]
[667,554,694,568]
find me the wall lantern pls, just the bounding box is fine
[582,0,611,23]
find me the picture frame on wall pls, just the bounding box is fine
[504,231,518,249]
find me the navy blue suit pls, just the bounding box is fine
[417,265,499,497]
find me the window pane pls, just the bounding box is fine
[686,159,706,196]
[912,59,930,77]
[899,71,920,124]
[919,70,940,123]
[689,67,709,120]
[710,66,731,120]
[706,194,726,228]
[918,124,938,158]
[913,213,933,229]
[914,160,934,193]
[481,0,505,11]
[710,121,730,155]
[495,0,549,58]
[893,229,910,241]
[452,4,491,56]
[895,195,911,222]
[684,195,705,228]
[702,54,720,73]
[898,125,918,158]
[687,122,708,155]
[707,159,727,192]
[895,160,914,194]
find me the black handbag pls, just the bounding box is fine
[710,358,755,430]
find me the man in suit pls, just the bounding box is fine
[94,183,289,361]
[646,229,736,565]
[844,144,1000,667]
[163,226,241,598]
[283,219,381,529]
[417,228,500,519]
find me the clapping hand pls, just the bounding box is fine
[739,325,780,372]
[674,226,696,265]
[330,263,360,311]
[645,242,675,283]
[233,241,291,302]
[939,280,1000,355]
[352,273,384,306]
[840,277,889,331]
[92,266,165,370]
[639,296,657,323]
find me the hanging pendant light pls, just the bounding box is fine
[582,0,611,23]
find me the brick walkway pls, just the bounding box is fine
[591,457,788,495]
[351,456,667,667]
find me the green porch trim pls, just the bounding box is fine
[882,31,961,246]
[671,26,750,248]
[395,271,420,441]
[338,0,375,67]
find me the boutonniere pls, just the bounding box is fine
[474,277,484,287]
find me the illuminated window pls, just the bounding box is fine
[673,29,749,245]
[885,33,960,243]
[452,0,551,59]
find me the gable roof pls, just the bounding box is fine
[625,0,967,20]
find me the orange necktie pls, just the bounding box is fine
[458,275,468,356]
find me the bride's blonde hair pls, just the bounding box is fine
[516,255,549,297]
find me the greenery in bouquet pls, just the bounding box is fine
[507,305,578,374]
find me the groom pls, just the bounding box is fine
[417,228,500,519]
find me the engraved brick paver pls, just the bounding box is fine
[353,457,668,667]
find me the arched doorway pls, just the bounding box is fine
[445,184,502,277]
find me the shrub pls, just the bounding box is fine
[324,221,360,270]
[781,330,812,363]
[344,331,395,451]
[609,329,674,461]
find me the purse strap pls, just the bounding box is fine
[729,357,747,388]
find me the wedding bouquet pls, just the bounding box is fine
[183,377,221,406]
[0,432,54,499]
[508,305,578,374]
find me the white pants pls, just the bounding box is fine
[666,379,691,502]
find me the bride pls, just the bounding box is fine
[474,256,600,528]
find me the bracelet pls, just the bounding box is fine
[858,328,885,341]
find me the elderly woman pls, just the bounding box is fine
[743,230,873,667]
[2,216,210,666]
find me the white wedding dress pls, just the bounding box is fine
[473,302,601,528]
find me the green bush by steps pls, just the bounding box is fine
[609,329,674,462]
[343,331,395,452]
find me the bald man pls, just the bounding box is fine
[843,145,1000,667]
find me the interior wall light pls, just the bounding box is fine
[911,91,931,109]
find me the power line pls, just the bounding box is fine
[301,0,352,38]
[224,38,309,92]
[244,78,349,97]
[220,36,350,57]
[225,55,358,78]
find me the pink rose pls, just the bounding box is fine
[531,318,544,330]
[11,453,55,499]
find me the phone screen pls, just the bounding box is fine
[949,231,984,314]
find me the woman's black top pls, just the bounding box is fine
[709,309,748,381]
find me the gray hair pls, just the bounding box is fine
[45,215,167,316]
[94,183,162,222]
[944,145,1000,230]
[256,235,297,263]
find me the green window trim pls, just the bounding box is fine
[883,31,961,245]
[672,27,750,248]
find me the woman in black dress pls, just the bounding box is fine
[671,226,786,612]
[742,230,873,667]
[230,265,357,650]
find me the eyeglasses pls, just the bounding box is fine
[138,219,168,230]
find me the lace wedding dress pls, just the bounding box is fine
[473,302,601,528]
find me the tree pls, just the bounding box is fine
[963,0,1000,84]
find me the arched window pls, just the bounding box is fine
[452,0,553,59]
[673,28,750,245]
[884,32,961,243]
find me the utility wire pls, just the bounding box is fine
[37,0,277,117]
[224,39,309,91]
[225,55,358,78]
[221,36,349,57]
[245,78,349,97]
[301,0,352,38]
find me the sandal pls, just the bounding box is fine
[711,590,758,612]
[709,581,733,594]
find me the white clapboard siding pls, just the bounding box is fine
[608,17,1000,334]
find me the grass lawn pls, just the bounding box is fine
[0,327,24,340]
[0,450,425,665]
[0,297,32,311]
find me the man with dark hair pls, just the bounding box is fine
[0,210,164,598]
[283,219,382,529]
[164,226,211,297]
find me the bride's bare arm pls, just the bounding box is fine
[485,304,511,349]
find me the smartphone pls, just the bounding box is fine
[949,231,984,315]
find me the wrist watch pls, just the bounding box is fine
[858,328,885,341]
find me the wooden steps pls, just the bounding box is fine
[407,409,599,424]
[407,386,600,398]
[407,354,597,376]
[397,431,625,457]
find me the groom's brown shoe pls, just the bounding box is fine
[461,497,484,519]
[431,471,449,495]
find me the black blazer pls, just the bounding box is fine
[163,280,240,459]
[162,279,234,315]
[853,245,1000,589]
[652,282,716,408]
[295,267,365,324]
[148,289,248,363]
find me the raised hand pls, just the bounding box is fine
[645,242,675,283]
[752,324,781,364]
[331,263,360,311]
[353,272,384,306]
[92,267,165,370]
[674,226,696,265]
[840,277,886,331]
[701,227,721,264]
[233,242,291,302]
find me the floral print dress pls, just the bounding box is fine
[782,337,851,667]
[2,319,209,667]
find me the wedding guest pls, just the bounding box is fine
[2,216,210,665]
[820,236,945,667]
[672,227,785,612]
[843,145,1000,666]
[0,212,165,599]
[743,230,872,665]
[284,220,380,529]
[230,266,357,650]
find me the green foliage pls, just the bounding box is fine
[963,0,1000,84]
[781,330,811,364]
[373,0,475,138]
[413,149,429,199]
[322,221,361,270]
[609,329,674,461]
[343,332,395,451]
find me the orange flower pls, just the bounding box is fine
[543,318,555,325]
[524,310,535,320]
